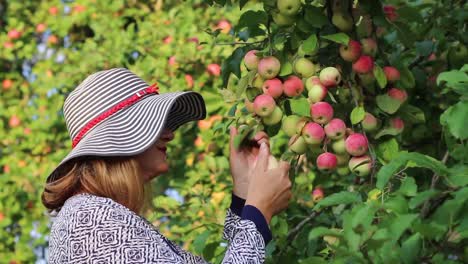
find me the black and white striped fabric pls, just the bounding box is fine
[48,193,266,263]
[47,68,206,182]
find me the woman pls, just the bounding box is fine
[42,68,292,263]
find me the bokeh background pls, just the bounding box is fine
[0,0,244,262]
[1,0,467,263]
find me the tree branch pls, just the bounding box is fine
[286,211,319,241]
[421,150,449,217]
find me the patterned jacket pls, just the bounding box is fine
[48,193,272,263]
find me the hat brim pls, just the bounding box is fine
[47,91,206,183]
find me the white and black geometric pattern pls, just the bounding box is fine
[48,194,266,263]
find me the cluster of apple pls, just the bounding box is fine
[240,50,374,176]
[339,37,407,135]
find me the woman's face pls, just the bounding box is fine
[135,128,175,182]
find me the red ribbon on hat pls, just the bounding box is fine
[71,83,159,148]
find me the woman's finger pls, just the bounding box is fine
[253,131,269,141]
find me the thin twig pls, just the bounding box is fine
[214,40,265,46]
[421,151,449,217]
[286,211,319,241]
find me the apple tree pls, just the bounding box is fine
[200,0,468,263]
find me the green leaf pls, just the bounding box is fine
[408,190,440,209]
[373,65,387,89]
[415,41,434,57]
[399,67,416,89]
[376,94,402,114]
[202,242,218,260]
[221,47,247,86]
[290,98,311,117]
[400,233,422,264]
[308,227,341,240]
[376,138,399,162]
[193,230,211,254]
[376,152,449,190]
[302,34,318,53]
[397,177,417,197]
[389,214,418,241]
[437,69,468,95]
[234,10,268,38]
[440,101,468,140]
[399,104,426,124]
[273,34,286,51]
[314,191,362,210]
[235,75,250,97]
[375,127,401,139]
[239,0,248,9]
[321,33,350,45]
[446,164,468,187]
[350,106,365,124]
[279,61,293,76]
[219,89,238,103]
[393,21,416,48]
[304,6,328,28]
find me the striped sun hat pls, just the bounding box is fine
[46,68,206,182]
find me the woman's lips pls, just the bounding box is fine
[158,146,167,152]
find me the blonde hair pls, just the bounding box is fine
[42,156,149,214]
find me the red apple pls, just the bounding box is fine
[312,187,324,201]
[253,94,276,117]
[339,40,361,62]
[353,56,374,74]
[9,115,21,128]
[283,75,304,97]
[361,112,378,132]
[258,56,281,79]
[216,19,232,34]
[345,133,368,156]
[185,74,194,88]
[207,64,221,76]
[7,29,22,40]
[47,35,59,45]
[163,36,173,44]
[49,6,59,16]
[390,117,404,134]
[302,122,325,145]
[262,78,283,98]
[3,42,14,49]
[361,38,378,56]
[310,102,334,124]
[36,23,47,33]
[244,50,260,70]
[319,67,341,87]
[383,66,400,82]
[387,88,407,103]
[324,118,347,140]
[316,152,338,172]
[2,79,13,90]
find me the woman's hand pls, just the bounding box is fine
[246,142,292,224]
[229,126,270,199]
